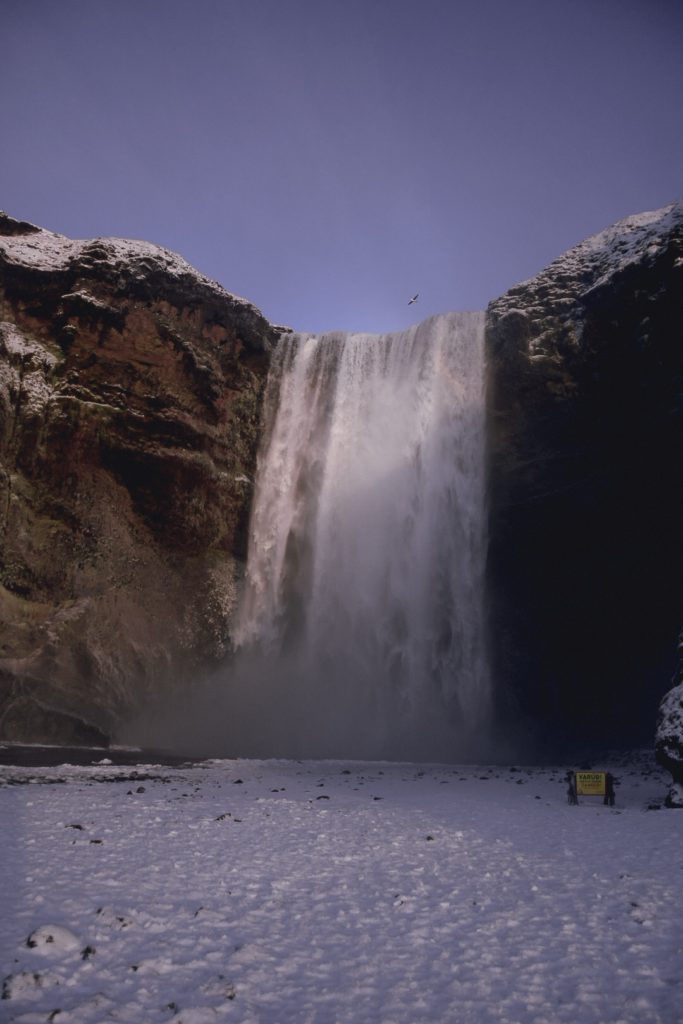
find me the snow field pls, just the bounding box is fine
[1,754,682,1024]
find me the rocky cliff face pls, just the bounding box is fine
[0,213,278,745]
[486,201,683,752]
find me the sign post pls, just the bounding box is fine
[568,771,615,805]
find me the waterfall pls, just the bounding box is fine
[229,312,490,761]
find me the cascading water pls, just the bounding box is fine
[228,312,490,760]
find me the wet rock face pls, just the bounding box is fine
[0,213,278,744]
[486,201,683,751]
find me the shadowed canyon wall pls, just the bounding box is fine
[0,213,277,744]
[1,202,681,754]
[486,201,683,753]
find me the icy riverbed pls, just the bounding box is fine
[1,751,681,1024]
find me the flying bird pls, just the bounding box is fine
[408,293,419,305]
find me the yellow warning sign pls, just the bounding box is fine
[575,772,607,796]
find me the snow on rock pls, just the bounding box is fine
[656,681,683,775]
[665,781,683,809]
[655,627,683,804]
[548,201,682,294]
[490,200,683,341]
[2,969,63,1001]
[2,966,65,1007]
[26,924,82,955]
[0,212,255,317]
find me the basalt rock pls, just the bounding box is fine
[0,213,278,745]
[486,200,683,752]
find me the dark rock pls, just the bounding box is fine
[655,628,683,805]
[664,788,683,808]
[0,213,277,744]
[0,692,110,747]
[486,200,683,752]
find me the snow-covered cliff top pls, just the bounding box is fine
[516,199,682,299]
[565,199,682,292]
[0,212,279,350]
[489,199,682,316]
[0,211,256,314]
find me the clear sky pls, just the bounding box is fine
[2,0,682,333]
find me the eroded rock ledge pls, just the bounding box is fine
[0,213,279,744]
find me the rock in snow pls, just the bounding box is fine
[0,212,278,745]
[655,628,683,806]
[26,923,81,954]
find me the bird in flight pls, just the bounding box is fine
[408,293,419,305]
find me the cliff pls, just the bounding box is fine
[0,213,277,744]
[486,200,683,751]
[2,201,681,755]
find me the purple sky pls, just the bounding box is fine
[2,0,682,333]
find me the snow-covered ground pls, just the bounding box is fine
[1,751,681,1024]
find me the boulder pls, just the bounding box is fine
[486,200,683,752]
[655,629,683,805]
[0,213,278,744]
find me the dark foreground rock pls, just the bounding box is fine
[0,213,277,744]
[487,200,683,752]
[655,629,683,806]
